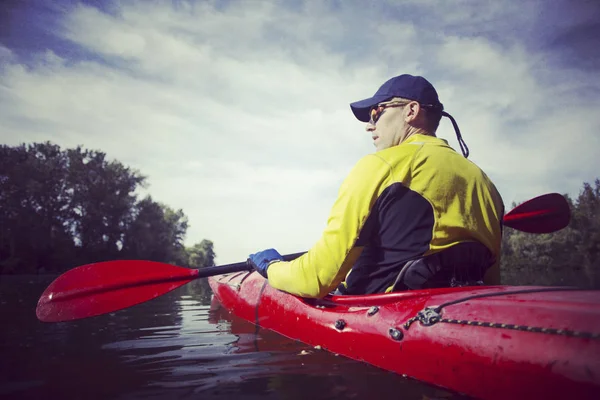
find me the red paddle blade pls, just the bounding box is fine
[503,193,571,233]
[36,260,199,323]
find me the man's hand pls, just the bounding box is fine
[247,248,284,278]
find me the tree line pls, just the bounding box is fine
[0,142,215,274]
[1,142,598,289]
[501,179,600,289]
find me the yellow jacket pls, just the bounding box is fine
[267,134,504,298]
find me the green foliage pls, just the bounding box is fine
[122,196,189,265]
[1,142,77,273]
[183,239,216,302]
[0,142,213,276]
[501,179,600,288]
[186,239,216,268]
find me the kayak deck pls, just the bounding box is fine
[209,271,600,400]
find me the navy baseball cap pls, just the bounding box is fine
[349,74,469,158]
[350,74,443,122]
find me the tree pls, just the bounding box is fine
[570,180,600,287]
[501,180,600,288]
[65,146,146,265]
[187,239,216,268]
[0,143,74,273]
[0,142,207,275]
[121,196,189,265]
[184,239,216,302]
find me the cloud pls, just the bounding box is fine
[0,45,13,63]
[1,0,599,264]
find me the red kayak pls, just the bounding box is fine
[209,271,600,400]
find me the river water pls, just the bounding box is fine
[1,275,466,399]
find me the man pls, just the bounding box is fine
[248,74,504,298]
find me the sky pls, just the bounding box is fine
[1,0,599,265]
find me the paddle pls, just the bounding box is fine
[35,251,305,323]
[36,192,570,323]
[502,192,570,233]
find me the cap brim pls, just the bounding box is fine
[349,95,394,122]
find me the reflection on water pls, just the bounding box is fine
[0,276,465,399]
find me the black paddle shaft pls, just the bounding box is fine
[196,251,306,278]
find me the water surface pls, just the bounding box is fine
[0,275,466,399]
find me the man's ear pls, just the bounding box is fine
[404,101,421,123]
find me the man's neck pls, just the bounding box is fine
[401,127,433,143]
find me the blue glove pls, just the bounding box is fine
[247,248,283,278]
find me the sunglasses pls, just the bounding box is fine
[368,101,406,125]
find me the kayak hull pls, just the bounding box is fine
[209,271,600,400]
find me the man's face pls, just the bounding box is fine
[367,100,406,151]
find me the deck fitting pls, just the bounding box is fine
[335,319,346,330]
[367,306,379,316]
[389,327,404,341]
